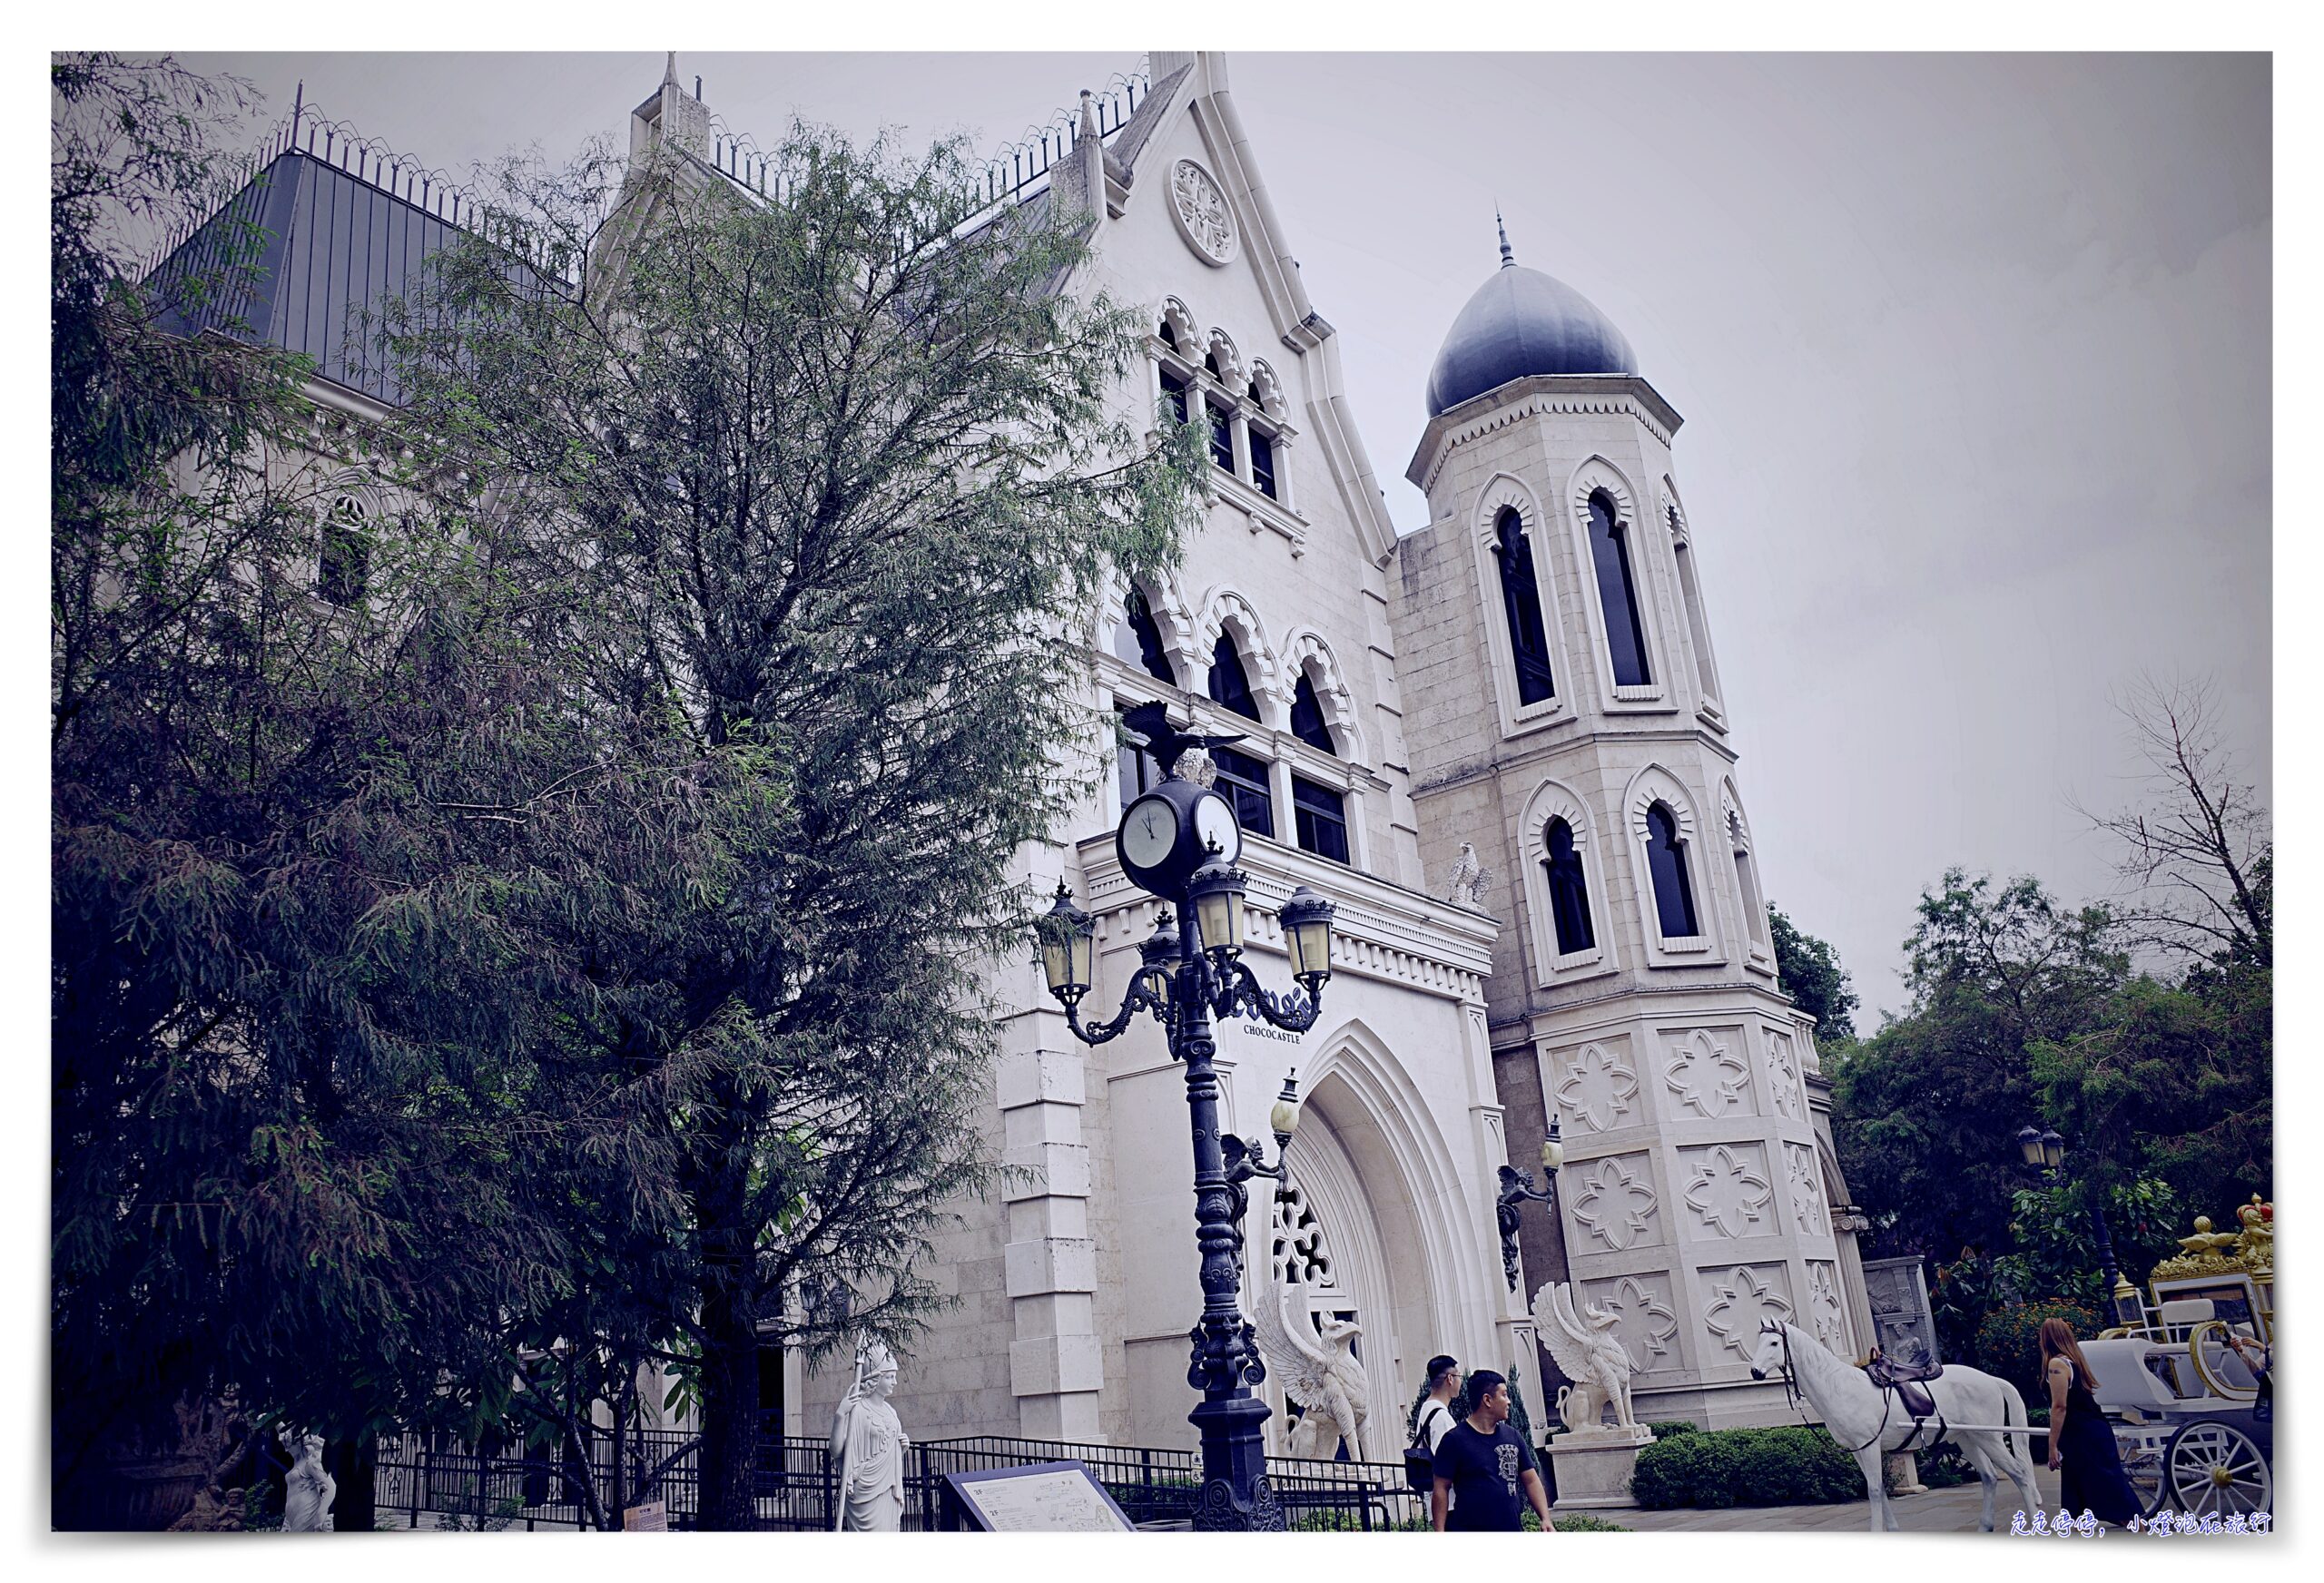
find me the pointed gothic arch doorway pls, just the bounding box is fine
[1248,1043,1486,1464]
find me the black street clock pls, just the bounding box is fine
[1118,776,1242,898]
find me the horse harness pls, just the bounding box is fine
[1773,1325,1949,1455]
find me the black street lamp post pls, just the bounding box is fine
[1037,739,1336,1532]
[1495,1116,1565,1291]
[2013,1125,2144,1328]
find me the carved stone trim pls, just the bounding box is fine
[1787,1143,1828,1238]
[1703,1265,1794,1361]
[1554,1042,1639,1134]
[1169,159,1237,266]
[1570,1154,1661,1253]
[1663,1029,1751,1119]
[1679,1143,1775,1239]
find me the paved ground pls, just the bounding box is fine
[1599,1466,2065,1533]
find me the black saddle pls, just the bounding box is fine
[1864,1354,1945,1420]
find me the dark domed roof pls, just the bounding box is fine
[1424,232,1638,418]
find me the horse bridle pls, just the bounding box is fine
[1769,1322,1939,1456]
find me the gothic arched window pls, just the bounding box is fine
[318,496,370,607]
[1644,801,1699,939]
[1289,673,1336,754]
[1587,490,1652,687]
[1491,507,1556,705]
[1544,816,1595,956]
[1207,632,1262,722]
[1114,587,1177,685]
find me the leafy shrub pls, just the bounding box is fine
[1382,1509,1630,1532]
[1630,1424,1866,1509]
[1649,1420,1699,1440]
[1915,1441,1977,1490]
[1537,1510,1628,1530]
[1973,1298,2098,1403]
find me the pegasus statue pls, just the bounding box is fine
[1251,1259,1370,1461]
[1531,1280,1637,1433]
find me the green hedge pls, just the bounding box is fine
[1630,1424,1866,1509]
[1649,1420,1699,1440]
[1973,1298,2098,1403]
[1384,1510,1630,1532]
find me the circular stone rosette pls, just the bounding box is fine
[1169,159,1237,266]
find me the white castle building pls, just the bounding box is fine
[779,50,1881,1445]
[156,50,1880,1454]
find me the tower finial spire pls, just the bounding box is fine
[1496,205,1515,269]
[664,51,679,88]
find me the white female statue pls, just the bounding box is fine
[829,1332,909,1531]
[281,1434,336,1532]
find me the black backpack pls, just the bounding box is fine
[1404,1402,1449,1493]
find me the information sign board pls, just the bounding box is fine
[941,1460,1135,1532]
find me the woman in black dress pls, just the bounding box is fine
[2041,1316,2141,1523]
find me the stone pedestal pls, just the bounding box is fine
[1549,1425,1655,1509]
[1885,1450,1926,1494]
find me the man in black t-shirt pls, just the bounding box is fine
[1430,1369,1556,1532]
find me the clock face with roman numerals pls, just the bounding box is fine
[1123,794,1178,870]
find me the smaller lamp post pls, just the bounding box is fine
[1494,1116,1565,1292]
[2012,1124,2142,1327]
[1223,1072,1304,1279]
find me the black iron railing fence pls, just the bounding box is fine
[372,1424,1422,1531]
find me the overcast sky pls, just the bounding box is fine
[172,50,2273,1018]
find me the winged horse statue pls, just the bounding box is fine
[1531,1281,1639,1433]
[1748,1319,2041,1532]
[1249,1257,1370,1461]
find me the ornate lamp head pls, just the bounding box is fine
[1038,880,1095,1004]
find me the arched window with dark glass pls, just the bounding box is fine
[1289,673,1336,753]
[1644,801,1699,939]
[1113,586,1176,685]
[1587,491,1652,687]
[1208,632,1262,722]
[1543,817,1595,956]
[1210,744,1275,838]
[1206,400,1236,470]
[1158,368,1190,426]
[1491,508,1556,705]
[318,497,371,607]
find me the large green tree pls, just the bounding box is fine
[1832,870,2127,1266]
[1836,698,2271,1317]
[52,54,562,1525]
[1767,903,1857,1046]
[381,127,1204,1526]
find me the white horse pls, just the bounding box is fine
[1747,1320,2040,1533]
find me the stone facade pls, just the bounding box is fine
[1393,354,1874,1424]
[798,53,1542,1453]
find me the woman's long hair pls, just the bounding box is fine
[2038,1316,2097,1391]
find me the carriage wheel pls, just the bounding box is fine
[2163,1421,2270,1519]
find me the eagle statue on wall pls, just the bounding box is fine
[1531,1279,1639,1434]
[1251,1258,1370,1461]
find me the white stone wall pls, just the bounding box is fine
[1393,374,1875,1428]
[801,54,1524,1453]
